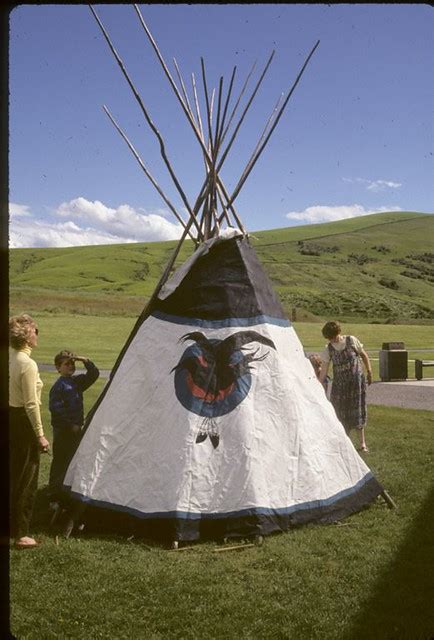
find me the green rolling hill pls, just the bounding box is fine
[9,211,434,322]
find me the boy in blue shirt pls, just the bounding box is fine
[48,350,99,507]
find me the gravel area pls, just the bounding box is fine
[367,379,434,411]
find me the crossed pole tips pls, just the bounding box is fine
[89,4,319,253]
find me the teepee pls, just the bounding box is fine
[64,6,386,542]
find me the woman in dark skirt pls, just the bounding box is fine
[319,321,373,452]
[9,314,50,549]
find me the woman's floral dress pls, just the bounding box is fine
[328,336,366,432]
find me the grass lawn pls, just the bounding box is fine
[8,377,434,638]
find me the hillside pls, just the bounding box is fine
[9,211,434,321]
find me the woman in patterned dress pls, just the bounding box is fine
[319,321,373,452]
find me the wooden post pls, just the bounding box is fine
[214,543,255,552]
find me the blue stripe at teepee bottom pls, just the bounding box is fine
[66,474,383,542]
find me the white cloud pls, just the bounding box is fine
[9,197,184,248]
[55,197,183,242]
[285,204,402,224]
[342,177,402,192]
[9,217,137,248]
[9,203,32,217]
[366,180,402,192]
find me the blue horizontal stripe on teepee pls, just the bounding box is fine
[151,310,291,329]
[67,472,375,522]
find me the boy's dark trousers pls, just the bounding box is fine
[48,426,81,504]
[9,408,40,539]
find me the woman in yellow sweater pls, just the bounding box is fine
[9,314,50,549]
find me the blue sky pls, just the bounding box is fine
[9,4,433,248]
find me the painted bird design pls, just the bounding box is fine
[171,330,276,448]
[171,330,276,404]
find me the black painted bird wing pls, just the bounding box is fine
[215,331,276,362]
[179,331,213,350]
[171,332,215,373]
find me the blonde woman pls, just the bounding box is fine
[9,314,50,549]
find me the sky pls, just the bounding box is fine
[8,3,434,248]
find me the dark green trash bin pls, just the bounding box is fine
[379,342,408,381]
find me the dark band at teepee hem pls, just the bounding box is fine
[151,310,291,328]
[64,473,381,524]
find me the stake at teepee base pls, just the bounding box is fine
[61,7,390,544]
[381,490,398,509]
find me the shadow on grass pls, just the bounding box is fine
[343,484,434,640]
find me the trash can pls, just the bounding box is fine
[379,342,408,381]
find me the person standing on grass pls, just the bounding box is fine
[319,321,373,452]
[48,350,99,510]
[9,314,50,549]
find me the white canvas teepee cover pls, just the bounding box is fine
[64,233,382,540]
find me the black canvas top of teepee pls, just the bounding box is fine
[153,236,287,322]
